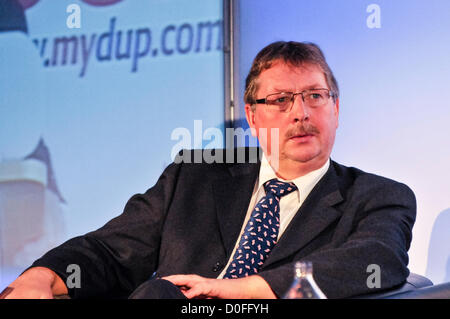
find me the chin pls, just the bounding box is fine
[283,147,321,164]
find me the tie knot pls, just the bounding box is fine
[263,179,297,198]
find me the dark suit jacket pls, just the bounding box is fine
[31,148,416,299]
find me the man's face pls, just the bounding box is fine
[245,61,339,175]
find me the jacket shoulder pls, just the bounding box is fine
[331,160,416,204]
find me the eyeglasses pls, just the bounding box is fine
[254,88,335,112]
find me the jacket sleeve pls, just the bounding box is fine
[258,181,417,299]
[30,161,181,298]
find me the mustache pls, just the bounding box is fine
[285,123,320,139]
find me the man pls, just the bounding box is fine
[2,41,416,299]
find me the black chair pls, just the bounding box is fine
[384,282,450,299]
[354,273,435,299]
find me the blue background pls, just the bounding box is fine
[0,0,224,288]
[237,0,450,283]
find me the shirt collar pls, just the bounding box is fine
[258,153,330,203]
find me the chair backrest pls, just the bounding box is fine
[426,208,450,285]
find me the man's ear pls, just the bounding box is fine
[244,104,258,137]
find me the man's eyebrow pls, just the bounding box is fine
[271,87,292,93]
[302,83,326,90]
[271,84,326,92]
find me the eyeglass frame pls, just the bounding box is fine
[253,88,336,113]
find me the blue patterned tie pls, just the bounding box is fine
[223,179,297,278]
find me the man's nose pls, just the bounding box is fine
[290,94,309,121]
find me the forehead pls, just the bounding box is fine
[256,61,327,94]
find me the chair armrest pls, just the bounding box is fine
[384,282,450,299]
[352,273,433,299]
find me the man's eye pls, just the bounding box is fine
[276,97,288,103]
[310,93,323,99]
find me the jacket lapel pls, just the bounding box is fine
[262,162,344,269]
[212,161,260,257]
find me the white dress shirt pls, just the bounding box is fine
[217,154,330,279]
